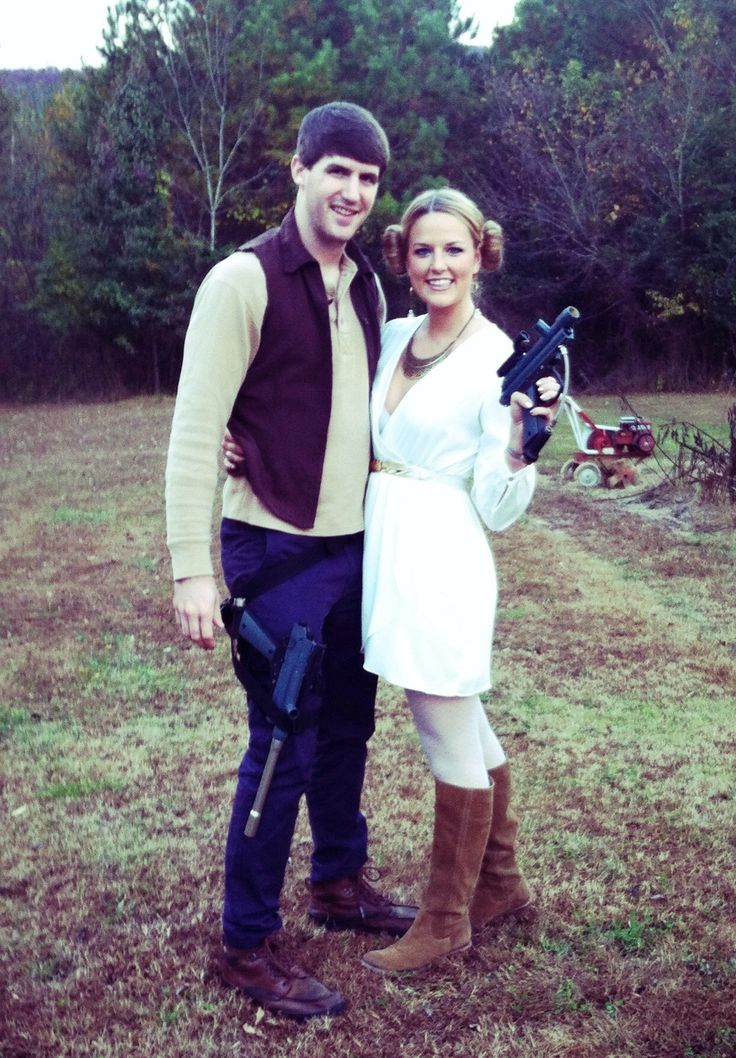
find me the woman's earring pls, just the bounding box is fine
[408,286,416,317]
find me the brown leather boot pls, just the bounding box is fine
[308,868,417,935]
[220,936,345,1019]
[469,762,533,930]
[361,780,493,973]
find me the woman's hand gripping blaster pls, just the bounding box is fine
[499,306,580,464]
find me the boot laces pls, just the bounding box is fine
[259,938,308,981]
[357,866,392,909]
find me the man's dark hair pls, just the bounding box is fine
[296,101,390,173]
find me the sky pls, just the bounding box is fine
[0,0,518,70]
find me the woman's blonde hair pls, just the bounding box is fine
[383,188,503,277]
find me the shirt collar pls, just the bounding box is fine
[278,207,374,278]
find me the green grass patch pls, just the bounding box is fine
[0,703,31,738]
[497,603,533,620]
[553,976,590,1014]
[599,911,677,955]
[539,933,572,957]
[79,635,189,702]
[133,555,160,572]
[38,778,126,800]
[49,505,116,525]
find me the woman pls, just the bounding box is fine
[224,188,558,975]
[359,188,557,975]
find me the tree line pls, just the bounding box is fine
[1,0,734,400]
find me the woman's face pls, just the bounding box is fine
[406,211,480,311]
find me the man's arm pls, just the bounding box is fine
[165,254,266,649]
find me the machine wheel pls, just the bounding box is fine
[635,432,656,454]
[561,459,578,482]
[586,429,608,451]
[574,461,603,487]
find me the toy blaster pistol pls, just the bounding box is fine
[221,598,323,837]
[498,306,580,464]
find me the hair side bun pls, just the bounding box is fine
[382,224,406,276]
[480,220,503,273]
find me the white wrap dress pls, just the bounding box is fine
[361,315,536,696]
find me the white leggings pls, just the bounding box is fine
[405,690,507,789]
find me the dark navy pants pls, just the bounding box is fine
[219,519,378,949]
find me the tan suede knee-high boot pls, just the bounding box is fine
[362,779,493,974]
[469,762,532,930]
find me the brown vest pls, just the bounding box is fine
[226,209,381,530]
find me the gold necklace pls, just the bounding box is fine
[401,309,478,380]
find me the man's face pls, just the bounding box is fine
[292,154,381,251]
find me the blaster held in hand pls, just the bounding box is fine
[498,305,580,464]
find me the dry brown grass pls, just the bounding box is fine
[1,396,734,1058]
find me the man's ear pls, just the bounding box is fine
[291,154,307,187]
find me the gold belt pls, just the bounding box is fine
[369,459,467,489]
[370,459,411,475]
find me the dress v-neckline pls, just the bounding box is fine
[381,317,431,421]
[382,318,482,421]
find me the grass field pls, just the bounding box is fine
[1,395,734,1058]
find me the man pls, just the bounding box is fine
[165,102,414,1020]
